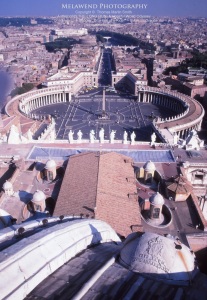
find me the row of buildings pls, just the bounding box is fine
[0,26,68,88]
[0,16,207,299]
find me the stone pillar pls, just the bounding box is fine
[138,93,141,102]
[26,104,29,114]
[143,93,146,103]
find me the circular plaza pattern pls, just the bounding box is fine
[27,91,176,141]
[6,86,204,142]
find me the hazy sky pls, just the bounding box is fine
[0,0,206,17]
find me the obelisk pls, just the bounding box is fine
[101,88,106,119]
[102,87,106,118]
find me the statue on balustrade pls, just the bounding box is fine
[151,132,156,146]
[7,125,21,144]
[99,128,104,143]
[27,129,33,141]
[123,131,128,144]
[110,130,116,144]
[173,132,179,145]
[77,130,83,142]
[68,130,74,143]
[90,130,95,143]
[131,131,136,145]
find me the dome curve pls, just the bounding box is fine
[45,159,56,170]
[149,192,165,205]
[32,190,46,203]
[144,160,156,172]
[3,181,13,190]
[119,232,196,283]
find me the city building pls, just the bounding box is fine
[0,15,207,298]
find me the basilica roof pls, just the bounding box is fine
[0,218,206,300]
[166,175,193,194]
[54,151,142,237]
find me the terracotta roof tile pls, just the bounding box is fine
[96,152,142,237]
[53,151,142,237]
[53,152,99,218]
[166,175,193,194]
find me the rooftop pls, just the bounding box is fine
[54,151,142,237]
[0,218,202,300]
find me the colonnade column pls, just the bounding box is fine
[143,93,146,103]
[63,92,66,102]
[138,93,141,102]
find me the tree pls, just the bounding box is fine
[11,83,34,98]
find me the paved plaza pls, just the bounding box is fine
[32,89,176,142]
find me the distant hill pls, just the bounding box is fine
[0,17,54,27]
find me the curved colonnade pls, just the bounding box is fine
[5,86,71,118]
[137,86,204,139]
[5,85,204,142]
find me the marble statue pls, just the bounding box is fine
[110,130,116,144]
[27,129,33,141]
[123,131,128,144]
[151,132,156,145]
[184,129,204,150]
[51,117,56,125]
[173,132,179,145]
[77,130,83,142]
[68,130,74,143]
[131,131,136,145]
[90,130,95,143]
[7,125,21,144]
[99,128,104,143]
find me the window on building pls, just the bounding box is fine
[195,174,203,181]
[153,207,160,219]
